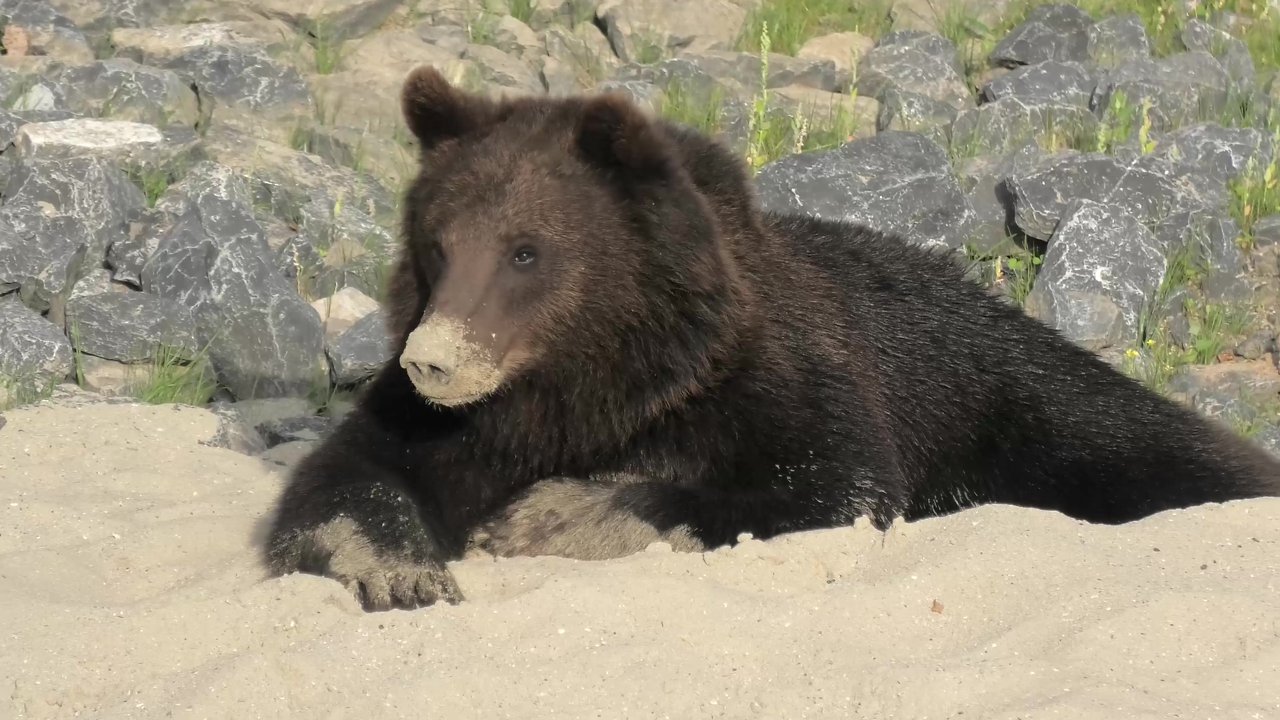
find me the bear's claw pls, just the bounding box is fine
[275,514,464,612]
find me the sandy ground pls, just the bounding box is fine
[2,396,1279,720]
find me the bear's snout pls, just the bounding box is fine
[399,316,505,407]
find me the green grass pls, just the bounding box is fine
[659,81,727,136]
[1229,141,1280,252]
[509,0,535,24]
[308,23,346,75]
[944,0,1280,96]
[962,237,1045,307]
[1185,300,1253,363]
[133,345,218,406]
[0,374,59,411]
[125,165,178,207]
[736,0,894,55]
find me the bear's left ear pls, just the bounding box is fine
[575,93,677,180]
[401,65,498,151]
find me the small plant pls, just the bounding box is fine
[309,23,346,75]
[745,21,774,171]
[999,253,1044,306]
[126,165,177,207]
[508,0,535,24]
[659,81,727,136]
[1136,99,1157,154]
[134,344,218,406]
[1229,143,1280,252]
[737,0,894,55]
[1185,300,1253,364]
[1120,331,1192,395]
[466,10,500,46]
[1095,89,1141,154]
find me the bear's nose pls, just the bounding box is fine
[407,361,452,386]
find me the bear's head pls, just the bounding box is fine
[387,66,753,430]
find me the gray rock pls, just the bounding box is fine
[462,43,546,94]
[0,203,92,316]
[277,196,396,301]
[953,142,1046,252]
[1180,18,1254,90]
[1236,331,1275,360]
[1151,211,1248,303]
[877,30,963,75]
[1252,215,1280,248]
[1024,199,1168,350]
[13,119,203,174]
[202,126,397,229]
[0,68,71,113]
[857,35,971,110]
[1149,123,1274,186]
[0,108,25,148]
[756,131,977,251]
[201,402,269,455]
[632,50,843,94]
[991,4,1094,67]
[541,24,621,94]
[1086,13,1151,68]
[3,156,146,278]
[951,97,1098,157]
[1007,152,1228,241]
[1251,425,1280,459]
[249,0,402,40]
[0,297,73,400]
[593,79,664,113]
[64,273,199,362]
[595,0,747,64]
[164,43,311,114]
[52,58,204,128]
[327,309,390,385]
[980,60,1096,107]
[257,415,333,448]
[105,206,167,287]
[1167,366,1280,432]
[140,167,326,399]
[0,0,79,28]
[875,89,956,148]
[1092,52,1232,132]
[43,0,174,32]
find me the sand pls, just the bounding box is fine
[2,396,1279,720]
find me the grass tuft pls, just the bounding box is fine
[737,0,894,55]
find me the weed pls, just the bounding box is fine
[134,344,219,406]
[1120,330,1192,394]
[659,81,727,136]
[126,165,178,208]
[509,0,535,24]
[1095,89,1141,153]
[1185,300,1253,363]
[1229,141,1280,252]
[737,0,894,55]
[309,23,346,75]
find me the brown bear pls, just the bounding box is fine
[263,65,1280,612]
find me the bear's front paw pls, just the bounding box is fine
[272,515,463,612]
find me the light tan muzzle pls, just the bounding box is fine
[399,315,504,406]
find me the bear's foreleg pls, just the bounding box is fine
[265,415,464,611]
[470,476,708,560]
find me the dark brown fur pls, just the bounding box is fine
[264,66,1280,611]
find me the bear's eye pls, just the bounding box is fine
[512,246,538,267]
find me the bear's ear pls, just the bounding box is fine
[401,65,496,151]
[574,93,676,179]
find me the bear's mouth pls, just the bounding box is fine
[414,387,491,407]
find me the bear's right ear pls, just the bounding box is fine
[401,65,496,151]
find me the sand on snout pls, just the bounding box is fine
[1,397,1278,719]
